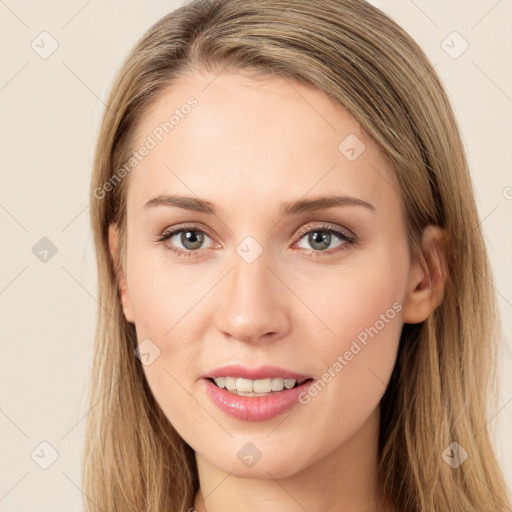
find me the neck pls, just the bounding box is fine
[193,406,395,512]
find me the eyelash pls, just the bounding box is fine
[155,223,358,259]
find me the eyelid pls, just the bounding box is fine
[292,222,356,242]
[159,222,216,241]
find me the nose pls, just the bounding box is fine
[213,254,291,345]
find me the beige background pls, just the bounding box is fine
[1,0,511,510]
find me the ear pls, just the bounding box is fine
[402,225,448,324]
[108,223,135,324]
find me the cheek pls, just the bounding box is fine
[295,247,406,438]
[126,243,209,341]
[125,248,215,434]
[295,241,407,349]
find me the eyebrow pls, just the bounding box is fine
[143,194,376,216]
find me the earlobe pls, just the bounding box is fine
[108,223,135,324]
[402,225,448,324]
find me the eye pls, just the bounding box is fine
[156,222,357,259]
[156,224,216,258]
[293,223,357,257]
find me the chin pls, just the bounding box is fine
[196,436,318,480]
[217,455,307,480]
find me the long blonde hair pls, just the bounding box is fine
[84,1,510,510]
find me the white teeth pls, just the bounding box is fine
[225,377,237,391]
[284,379,296,389]
[214,376,226,389]
[236,378,253,393]
[212,376,298,395]
[271,378,283,391]
[253,378,272,393]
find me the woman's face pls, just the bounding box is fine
[111,69,419,478]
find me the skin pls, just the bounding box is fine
[108,68,447,512]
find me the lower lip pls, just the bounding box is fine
[202,378,314,421]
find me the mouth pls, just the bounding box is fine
[201,364,315,420]
[206,376,313,397]
[202,374,315,421]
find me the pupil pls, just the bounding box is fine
[309,231,330,250]
[182,230,204,250]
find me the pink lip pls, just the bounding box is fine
[200,365,314,422]
[202,364,311,381]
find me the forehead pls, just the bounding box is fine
[126,70,399,216]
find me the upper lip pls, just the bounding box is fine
[202,364,312,382]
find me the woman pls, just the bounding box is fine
[84,0,511,510]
